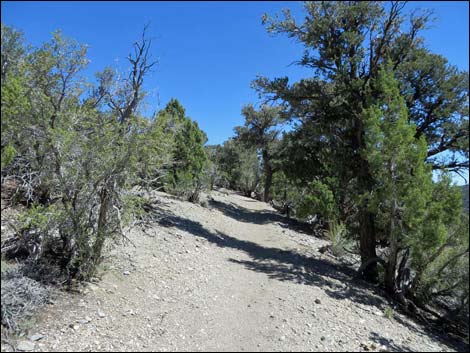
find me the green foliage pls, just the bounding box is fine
[383,307,394,320]
[211,138,260,196]
[154,99,209,202]
[1,73,30,152]
[270,171,302,216]
[0,24,169,282]
[325,221,349,257]
[297,180,337,224]
[235,104,282,148]
[408,178,468,306]
[1,144,16,169]
[204,145,222,191]
[11,204,65,264]
[235,104,282,201]
[364,65,431,242]
[121,194,147,226]
[18,204,63,233]
[237,148,261,196]
[396,48,469,171]
[1,23,26,83]
[361,65,434,291]
[256,1,469,325]
[408,176,463,269]
[133,115,174,189]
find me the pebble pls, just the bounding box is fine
[12,191,459,353]
[78,318,90,324]
[28,334,45,341]
[17,341,35,351]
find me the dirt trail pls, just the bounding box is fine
[10,190,466,352]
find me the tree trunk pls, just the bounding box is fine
[359,211,379,281]
[384,200,398,293]
[356,116,378,282]
[92,187,110,268]
[338,171,349,223]
[396,248,410,293]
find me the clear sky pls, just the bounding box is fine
[1,1,468,144]
[2,1,469,182]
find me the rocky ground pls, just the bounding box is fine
[1,189,468,352]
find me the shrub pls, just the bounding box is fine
[325,221,348,257]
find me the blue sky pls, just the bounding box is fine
[2,1,312,143]
[2,1,469,182]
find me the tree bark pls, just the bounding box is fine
[92,186,110,268]
[359,210,379,282]
[384,200,398,293]
[396,248,410,294]
[355,117,378,282]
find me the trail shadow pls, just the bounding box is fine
[392,314,469,352]
[157,212,386,308]
[151,206,468,352]
[368,331,412,352]
[369,329,468,352]
[208,198,315,236]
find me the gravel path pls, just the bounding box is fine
[8,190,467,352]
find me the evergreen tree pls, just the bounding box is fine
[362,65,431,293]
[254,1,468,282]
[155,99,208,201]
[213,138,261,196]
[235,104,282,202]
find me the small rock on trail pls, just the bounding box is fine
[8,190,466,353]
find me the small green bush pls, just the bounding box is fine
[326,221,348,257]
[384,307,394,320]
[1,144,16,169]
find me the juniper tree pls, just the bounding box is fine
[212,138,261,196]
[396,48,469,173]
[362,65,431,294]
[235,104,282,202]
[254,1,469,282]
[155,99,208,202]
